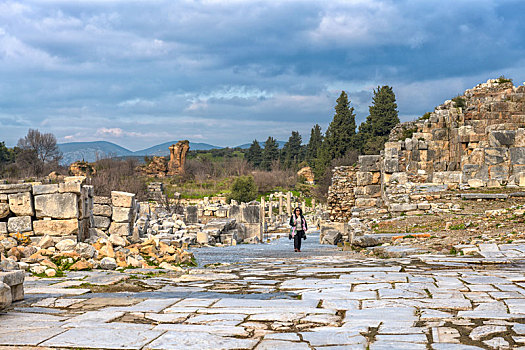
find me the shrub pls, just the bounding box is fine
[419,112,431,121]
[228,175,258,203]
[497,75,513,84]
[452,95,466,109]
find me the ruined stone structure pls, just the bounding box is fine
[328,79,525,221]
[69,161,96,177]
[141,140,190,177]
[168,140,190,176]
[297,166,315,184]
[0,179,136,245]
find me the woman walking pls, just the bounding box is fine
[289,207,307,252]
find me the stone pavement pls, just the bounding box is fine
[1,232,525,349]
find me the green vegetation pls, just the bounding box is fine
[419,112,431,121]
[228,175,258,203]
[449,223,466,230]
[497,75,513,84]
[452,95,466,109]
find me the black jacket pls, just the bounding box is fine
[289,215,307,231]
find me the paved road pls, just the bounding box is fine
[1,236,525,349]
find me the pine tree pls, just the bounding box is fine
[246,140,262,168]
[281,131,303,169]
[306,124,323,167]
[357,85,399,155]
[261,136,279,171]
[315,91,357,178]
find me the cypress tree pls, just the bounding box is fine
[357,85,399,155]
[246,140,262,168]
[315,91,357,178]
[306,124,323,167]
[261,136,279,171]
[281,131,303,169]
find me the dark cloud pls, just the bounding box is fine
[0,0,524,148]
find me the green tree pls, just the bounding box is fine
[281,131,303,169]
[0,141,15,165]
[261,136,279,171]
[246,140,262,168]
[228,175,258,203]
[306,124,323,167]
[315,91,357,178]
[356,85,399,155]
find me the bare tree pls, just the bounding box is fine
[17,129,62,164]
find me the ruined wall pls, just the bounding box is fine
[328,79,525,218]
[1,179,136,244]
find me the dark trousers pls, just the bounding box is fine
[294,231,304,251]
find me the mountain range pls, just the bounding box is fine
[58,140,286,164]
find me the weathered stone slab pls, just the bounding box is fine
[0,202,9,219]
[111,191,136,208]
[32,184,59,195]
[59,181,81,194]
[93,215,111,229]
[112,206,133,223]
[109,222,131,236]
[33,219,79,236]
[93,204,112,217]
[8,192,34,216]
[147,331,258,350]
[0,184,31,194]
[34,193,78,219]
[461,193,508,200]
[0,221,7,234]
[7,215,32,233]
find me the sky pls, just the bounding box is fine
[1,0,525,150]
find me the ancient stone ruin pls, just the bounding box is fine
[141,140,190,177]
[328,78,525,222]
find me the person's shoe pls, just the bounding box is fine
[294,249,298,252]
[297,249,301,252]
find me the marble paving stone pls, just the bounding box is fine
[255,340,310,350]
[379,324,426,334]
[145,313,189,323]
[369,341,427,349]
[153,323,248,336]
[41,326,164,349]
[24,287,91,295]
[482,337,509,349]
[433,327,460,343]
[505,299,525,313]
[249,312,305,322]
[264,333,301,341]
[489,291,524,299]
[120,298,179,312]
[0,328,66,346]
[146,331,258,350]
[63,309,125,325]
[514,323,525,335]
[300,314,339,325]
[300,330,367,346]
[375,334,427,343]
[321,299,359,310]
[162,306,200,314]
[431,344,484,349]
[467,285,497,292]
[420,309,453,320]
[469,325,507,340]
[185,313,246,325]
[353,283,391,291]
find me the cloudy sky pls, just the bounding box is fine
[1,0,524,150]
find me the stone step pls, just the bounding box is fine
[0,270,25,311]
[460,193,509,200]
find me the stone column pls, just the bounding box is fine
[286,192,291,216]
[278,193,283,216]
[312,198,316,209]
[268,201,273,221]
[260,197,265,226]
[302,201,306,214]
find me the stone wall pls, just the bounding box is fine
[0,179,137,244]
[328,79,525,220]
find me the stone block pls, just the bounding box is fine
[59,181,82,194]
[356,172,373,186]
[32,184,59,195]
[0,222,7,234]
[389,203,418,212]
[0,184,31,194]
[93,204,112,217]
[432,171,462,184]
[510,147,525,165]
[432,128,448,140]
[93,215,111,230]
[355,198,378,207]
[383,158,398,173]
[7,216,32,233]
[185,206,198,224]
[468,179,485,188]
[417,203,431,210]
[0,203,9,219]
[519,173,525,187]
[488,165,509,180]
[109,222,131,236]
[489,130,516,147]
[33,219,79,236]
[515,129,525,147]
[8,192,34,216]
[34,193,78,219]
[364,185,381,196]
[418,140,428,150]
[386,172,408,184]
[112,206,133,223]
[64,176,86,184]
[484,148,507,165]
[458,125,473,136]
[111,191,135,208]
[0,281,12,310]
[359,155,381,172]
[467,148,485,165]
[94,196,111,205]
[197,231,209,244]
[320,230,342,245]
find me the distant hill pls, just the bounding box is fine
[134,141,221,156]
[235,140,287,149]
[58,140,222,165]
[58,141,133,164]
